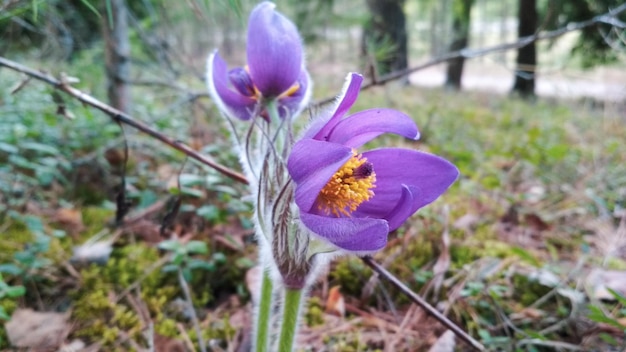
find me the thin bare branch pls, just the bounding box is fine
[314,3,626,106]
[0,56,248,185]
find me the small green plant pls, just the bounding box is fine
[0,214,59,280]
[158,239,226,282]
[0,273,25,320]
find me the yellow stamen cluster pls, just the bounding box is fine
[317,150,376,217]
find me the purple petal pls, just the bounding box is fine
[313,73,363,140]
[300,213,389,252]
[326,108,420,148]
[288,139,352,212]
[247,2,302,97]
[229,67,256,97]
[353,148,458,220]
[383,185,418,231]
[206,51,257,120]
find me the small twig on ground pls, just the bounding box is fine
[178,269,207,352]
[177,322,197,352]
[0,57,247,185]
[361,256,485,351]
[313,3,626,107]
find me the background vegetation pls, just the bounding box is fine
[1,0,625,351]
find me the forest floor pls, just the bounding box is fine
[1,50,626,351]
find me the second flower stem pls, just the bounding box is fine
[255,270,273,352]
[278,287,303,352]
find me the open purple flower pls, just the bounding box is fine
[206,1,310,120]
[287,73,459,253]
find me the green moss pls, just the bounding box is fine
[329,258,370,298]
[0,298,19,349]
[0,221,35,262]
[71,244,178,348]
[304,296,325,327]
[512,274,553,307]
[81,207,115,236]
[603,257,626,270]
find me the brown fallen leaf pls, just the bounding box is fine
[524,213,551,232]
[509,307,545,321]
[427,330,455,352]
[53,207,85,237]
[325,285,345,317]
[5,308,70,349]
[154,334,186,352]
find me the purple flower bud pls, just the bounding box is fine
[206,2,310,120]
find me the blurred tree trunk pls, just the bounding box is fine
[362,0,408,80]
[511,0,537,98]
[445,0,474,90]
[103,0,131,113]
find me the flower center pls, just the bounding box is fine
[317,150,376,217]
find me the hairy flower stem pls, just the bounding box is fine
[264,99,287,156]
[255,270,273,352]
[278,288,303,352]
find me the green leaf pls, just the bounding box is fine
[510,247,540,267]
[212,252,226,264]
[0,264,23,276]
[78,0,101,18]
[52,230,66,238]
[13,251,35,266]
[196,205,220,221]
[587,305,624,329]
[185,241,208,255]
[171,252,185,266]
[161,264,179,273]
[5,285,26,298]
[182,267,192,282]
[178,174,205,187]
[105,0,113,28]
[23,215,44,234]
[607,288,626,306]
[19,141,60,155]
[523,329,546,340]
[8,154,39,170]
[187,259,215,272]
[212,184,239,196]
[0,306,9,320]
[158,239,181,252]
[0,142,19,154]
[179,187,205,198]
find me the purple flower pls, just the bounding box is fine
[287,73,459,252]
[206,2,310,120]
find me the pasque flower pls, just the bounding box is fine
[287,73,459,252]
[206,1,310,120]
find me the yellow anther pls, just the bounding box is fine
[279,82,301,98]
[317,150,376,217]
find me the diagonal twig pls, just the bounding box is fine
[0,56,247,185]
[361,256,485,351]
[313,2,626,106]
